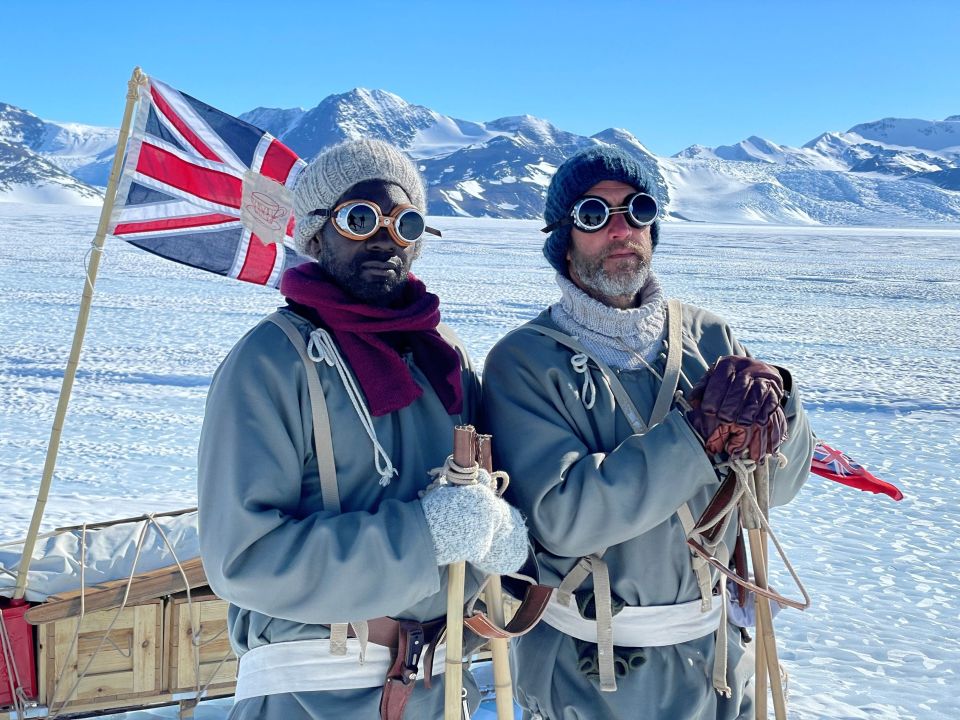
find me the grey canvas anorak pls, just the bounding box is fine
[481,304,815,720]
[198,308,483,719]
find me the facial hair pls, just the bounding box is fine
[569,242,650,303]
[320,245,411,306]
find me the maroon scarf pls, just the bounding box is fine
[280,262,463,417]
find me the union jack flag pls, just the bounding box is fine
[810,440,903,500]
[108,76,308,287]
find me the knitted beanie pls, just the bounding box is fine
[292,138,427,254]
[543,145,660,276]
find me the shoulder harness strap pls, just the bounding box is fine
[266,312,341,514]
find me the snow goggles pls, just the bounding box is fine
[541,192,659,234]
[310,200,441,247]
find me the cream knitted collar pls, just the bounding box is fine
[550,272,667,369]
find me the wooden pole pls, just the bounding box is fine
[445,425,476,720]
[753,530,768,719]
[13,67,146,600]
[746,465,787,720]
[477,434,514,720]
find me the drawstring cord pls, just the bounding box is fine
[308,328,398,486]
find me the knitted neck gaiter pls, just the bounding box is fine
[550,272,667,370]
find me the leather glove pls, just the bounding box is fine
[474,502,529,575]
[421,483,500,567]
[701,412,787,460]
[687,356,787,459]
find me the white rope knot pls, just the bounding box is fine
[307,328,398,486]
[570,353,596,409]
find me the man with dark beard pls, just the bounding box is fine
[198,139,528,720]
[481,146,815,719]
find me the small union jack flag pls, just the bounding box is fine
[108,76,308,287]
[810,440,903,500]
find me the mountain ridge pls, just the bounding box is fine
[2,90,959,226]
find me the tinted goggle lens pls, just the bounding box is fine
[628,192,658,226]
[337,202,379,238]
[574,198,609,230]
[395,208,426,243]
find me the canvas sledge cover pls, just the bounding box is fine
[0,511,199,603]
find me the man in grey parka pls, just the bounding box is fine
[481,146,815,720]
[198,139,528,719]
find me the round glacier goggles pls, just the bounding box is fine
[310,200,441,247]
[541,192,659,234]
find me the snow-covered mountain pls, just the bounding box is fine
[670,116,960,225]
[0,102,111,204]
[3,90,960,227]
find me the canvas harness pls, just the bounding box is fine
[512,299,736,694]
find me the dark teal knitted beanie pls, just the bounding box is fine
[543,145,660,276]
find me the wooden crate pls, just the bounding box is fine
[36,599,163,714]
[166,592,236,697]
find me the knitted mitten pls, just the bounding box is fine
[474,503,529,575]
[421,483,500,566]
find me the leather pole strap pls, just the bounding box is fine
[463,582,553,640]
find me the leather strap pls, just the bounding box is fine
[266,312,341,513]
[463,582,553,640]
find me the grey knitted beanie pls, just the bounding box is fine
[292,138,427,254]
[543,145,660,276]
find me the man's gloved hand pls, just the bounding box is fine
[421,483,500,566]
[421,480,529,574]
[474,502,529,575]
[687,356,787,460]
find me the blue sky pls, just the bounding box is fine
[2,0,958,156]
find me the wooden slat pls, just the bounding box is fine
[26,558,207,625]
[133,605,157,693]
[43,558,206,604]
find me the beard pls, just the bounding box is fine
[319,245,412,306]
[569,242,651,302]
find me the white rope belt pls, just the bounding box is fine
[540,590,723,648]
[234,637,447,702]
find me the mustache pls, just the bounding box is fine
[356,250,404,267]
[602,242,645,259]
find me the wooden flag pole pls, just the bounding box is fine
[13,67,146,601]
[476,434,514,720]
[445,425,477,720]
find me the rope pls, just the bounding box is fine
[307,328,397,486]
[570,353,596,409]
[0,608,28,719]
[83,244,105,294]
